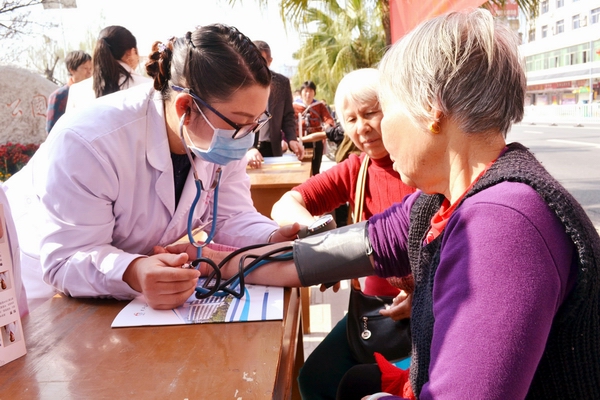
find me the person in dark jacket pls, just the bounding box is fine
[46,50,92,133]
[246,40,304,168]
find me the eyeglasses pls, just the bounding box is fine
[171,85,271,139]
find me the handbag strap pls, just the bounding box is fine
[351,154,370,291]
[352,154,370,224]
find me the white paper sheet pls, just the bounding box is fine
[112,284,284,328]
[261,154,302,165]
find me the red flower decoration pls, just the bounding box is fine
[0,142,40,181]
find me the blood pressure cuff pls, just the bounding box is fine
[293,221,374,287]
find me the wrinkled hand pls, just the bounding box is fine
[246,147,263,169]
[289,140,305,160]
[379,290,412,321]
[123,253,200,310]
[269,223,302,243]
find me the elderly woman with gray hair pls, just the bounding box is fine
[170,9,600,399]
[271,68,415,399]
[336,8,600,399]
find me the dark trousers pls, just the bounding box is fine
[334,203,349,227]
[256,141,274,157]
[298,315,358,399]
[304,140,324,175]
[336,363,383,400]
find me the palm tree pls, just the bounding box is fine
[226,0,539,46]
[224,0,540,103]
[290,0,385,104]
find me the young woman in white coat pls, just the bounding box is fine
[3,24,299,312]
[66,25,152,112]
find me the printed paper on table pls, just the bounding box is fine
[262,154,302,166]
[112,282,283,328]
[0,205,26,366]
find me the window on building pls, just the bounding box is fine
[542,25,548,38]
[528,29,535,42]
[541,0,549,14]
[534,56,542,70]
[554,50,565,68]
[525,58,533,72]
[573,15,580,29]
[556,20,564,34]
[566,52,575,66]
[583,50,588,63]
[556,0,564,8]
[592,8,600,25]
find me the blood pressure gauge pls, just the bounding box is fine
[297,214,337,238]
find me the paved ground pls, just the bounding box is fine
[302,281,351,359]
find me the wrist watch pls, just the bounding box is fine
[297,214,337,238]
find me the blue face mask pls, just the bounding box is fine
[183,106,254,166]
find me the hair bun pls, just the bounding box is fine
[146,40,174,91]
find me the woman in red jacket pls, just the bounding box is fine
[273,69,416,400]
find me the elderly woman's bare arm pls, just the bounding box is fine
[164,222,376,288]
[271,191,316,226]
[193,242,303,287]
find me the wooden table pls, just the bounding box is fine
[302,148,314,163]
[0,289,304,399]
[247,159,312,218]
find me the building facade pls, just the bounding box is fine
[519,0,600,106]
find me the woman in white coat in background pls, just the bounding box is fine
[65,25,152,112]
[3,24,298,312]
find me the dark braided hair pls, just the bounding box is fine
[146,38,175,92]
[145,24,271,104]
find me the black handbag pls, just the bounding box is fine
[346,279,412,364]
[345,155,412,364]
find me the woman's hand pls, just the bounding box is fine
[288,140,305,160]
[379,291,412,321]
[154,242,196,259]
[154,243,230,271]
[269,223,302,243]
[246,148,263,169]
[123,253,200,310]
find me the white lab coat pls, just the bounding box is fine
[65,61,152,113]
[4,83,278,311]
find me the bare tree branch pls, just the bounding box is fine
[0,0,44,39]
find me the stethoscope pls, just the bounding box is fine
[179,112,221,260]
[178,113,294,299]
